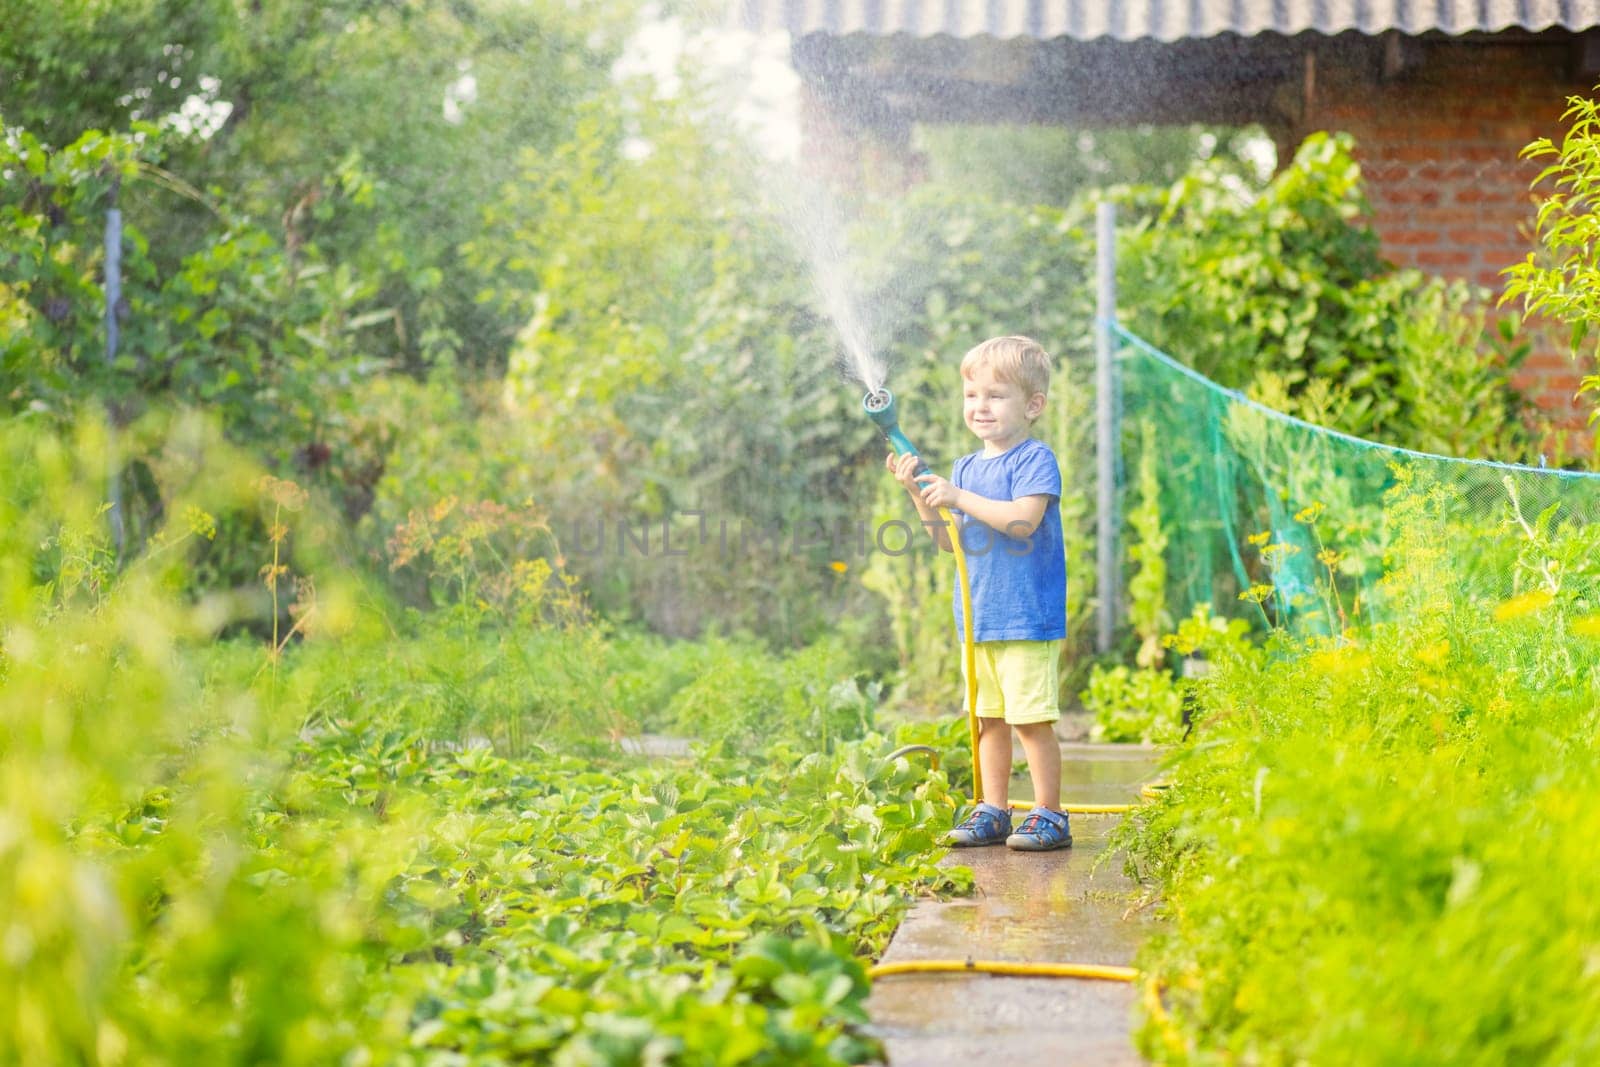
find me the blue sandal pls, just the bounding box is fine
[1006,807,1072,851]
[945,802,1012,847]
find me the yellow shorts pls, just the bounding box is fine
[961,639,1063,726]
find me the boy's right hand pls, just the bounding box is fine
[887,451,924,493]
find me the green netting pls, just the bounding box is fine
[1112,322,1600,636]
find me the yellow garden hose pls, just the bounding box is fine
[869,960,1138,982]
[941,503,986,806]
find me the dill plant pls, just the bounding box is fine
[1116,473,1600,1065]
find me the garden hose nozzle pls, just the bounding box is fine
[864,388,931,477]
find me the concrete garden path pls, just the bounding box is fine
[865,743,1164,1066]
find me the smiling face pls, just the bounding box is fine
[963,364,1045,455]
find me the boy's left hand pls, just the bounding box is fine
[915,473,962,510]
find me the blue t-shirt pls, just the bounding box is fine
[949,437,1067,642]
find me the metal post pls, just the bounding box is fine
[104,180,126,555]
[1094,201,1118,654]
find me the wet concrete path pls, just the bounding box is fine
[866,743,1164,1067]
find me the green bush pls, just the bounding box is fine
[1114,473,1600,1064]
[1081,664,1184,745]
[0,124,390,487]
[1120,132,1539,457]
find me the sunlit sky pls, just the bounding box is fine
[153,7,799,158]
[615,6,802,160]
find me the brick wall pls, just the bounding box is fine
[1302,36,1596,437]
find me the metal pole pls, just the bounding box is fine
[1094,201,1118,654]
[104,179,126,556]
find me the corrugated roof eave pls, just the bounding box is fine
[733,1,1600,42]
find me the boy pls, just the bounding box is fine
[887,335,1070,851]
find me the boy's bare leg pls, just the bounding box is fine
[1014,722,1062,811]
[977,718,1012,809]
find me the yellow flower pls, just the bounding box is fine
[1492,590,1554,622]
[1247,531,1271,547]
[1308,643,1371,676]
[429,495,458,523]
[1294,502,1325,524]
[183,505,217,541]
[1416,639,1450,667]
[829,560,848,574]
[1260,542,1302,563]
[1572,614,1600,638]
[1238,584,1275,604]
[1316,548,1341,568]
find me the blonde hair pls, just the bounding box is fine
[961,336,1052,412]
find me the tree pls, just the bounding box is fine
[0,0,224,146]
[1,0,641,373]
[1502,90,1600,424]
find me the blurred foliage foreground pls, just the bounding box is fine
[0,418,979,1065]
